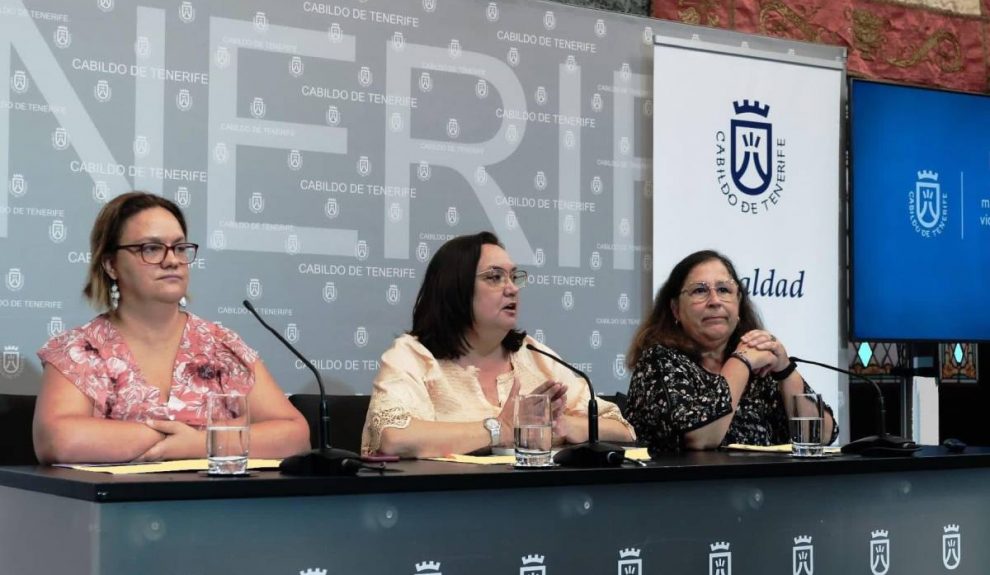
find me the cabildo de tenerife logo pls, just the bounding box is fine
[909,170,948,238]
[709,541,731,575]
[869,529,889,575]
[715,100,786,214]
[942,524,961,570]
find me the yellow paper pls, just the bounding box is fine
[725,444,841,454]
[64,458,283,475]
[427,447,652,465]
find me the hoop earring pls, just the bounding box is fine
[179,296,188,308]
[109,281,120,310]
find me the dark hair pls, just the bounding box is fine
[83,191,188,311]
[627,250,762,367]
[410,231,525,359]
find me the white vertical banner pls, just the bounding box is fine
[651,36,844,425]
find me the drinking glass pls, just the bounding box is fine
[789,393,824,457]
[206,393,250,474]
[514,393,553,467]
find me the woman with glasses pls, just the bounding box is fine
[33,192,309,463]
[361,231,634,457]
[625,250,836,453]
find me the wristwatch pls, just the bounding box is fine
[483,417,501,446]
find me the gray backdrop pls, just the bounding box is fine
[0,0,660,395]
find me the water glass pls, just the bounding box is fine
[206,393,250,475]
[788,393,824,458]
[514,393,553,467]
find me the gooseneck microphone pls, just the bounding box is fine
[526,344,625,467]
[790,356,919,457]
[243,300,361,476]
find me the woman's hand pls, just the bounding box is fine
[531,380,567,421]
[494,378,522,447]
[134,419,205,461]
[739,329,790,375]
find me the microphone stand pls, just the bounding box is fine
[526,345,625,467]
[790,356,919,457]
[243,300,361,476]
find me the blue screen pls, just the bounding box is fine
[850,79,990,342]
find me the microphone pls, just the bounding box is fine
[242,300,361,476]
[526,344,625,467]
[790,356,919,457]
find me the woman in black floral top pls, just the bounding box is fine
[625,250,836,453]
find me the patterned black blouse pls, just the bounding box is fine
[626,344,837,453]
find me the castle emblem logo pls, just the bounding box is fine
[354,326,368,348]
[358,66,373,87]
[391,31,405,51]
[328,23,343,44]
[288,149,303,170]
[486,2,499,22]
[299,569,326,575]
[322,282,337,303]
[214,142,228,163]
[285,323,299,344]
[730,100,773,196]
[133,135,149,158]
[506,124,519,143]
[619,136,631,156]
[507,47,520,67]
[449,39,462,59]
[176,88,192,111]
[417,161,431,181]
[535,86,547,106]
[909,170,948,238]
[94,80,112,102]
[792,536,813,575]
[48,316,64,338]
[325,198,339,219]
[643,99,653,118]
[709,541,731,575]
[2,346,23,378]
[135,36,150,58]
[51,127,69,150]
[419,72,432,93]
[613,354,626,379]
[355,240,369,261]
[591,92,603,112]
[211,229,226,250]
[446,206,459,227]
[534,171,547,191]
[250,97,266,119]
[564,130,575,149]
[92,180,109,203]
[249,192,264,214]
[563,214,575,233]
[179,2,195,23]
[942,525,960,570]
[416,242,429,262]
[11,70,28,94]
[543,10,556,31]
[476,79,489,99]
[619,218,631,237]
[246,279,262,300]
[54,25,71,49]
[386,284,400,305]
[534,248,545,268]
[506,210,518,229]
[422,0,436,13]
[326,105,340,126]
[590,330,601,350]
[447,118,460,139]
[591,175,603,194]
[289,56,304,77]
[10,174,26,197]
[589,251,601,270]
[215,46,230,68]
[519,554,545,575]
[253,11,268,32]
[176,186,190,207]
[98,0,114,12]
[6,268,23,291]
[618,293,629,312]
[389,202,402,222]
[561,291,574,311]
[870,530,890,575]
[642,26,655,45]
[281,232,297,253]
[49,219,66,243]
[595,19,606,37]
[415,560,442,575]
[620,63,631,81]
[357,156,371,177]
[617,547,641,575]
[565,55,577,73]
[533,329,545,344]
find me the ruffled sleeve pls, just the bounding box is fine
[360,335,440,454]
[626,344,733,453]
[36,317,119,418]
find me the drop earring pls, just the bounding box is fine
[109,281,120,310]
[179,296,188,308]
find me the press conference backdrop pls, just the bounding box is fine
[0,0,670,394]
[651,34,845,418]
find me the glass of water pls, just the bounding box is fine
[514,393,553,467]
[788,393,824,458]
[206,393,250,475]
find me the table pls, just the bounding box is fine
[0,447,987,575]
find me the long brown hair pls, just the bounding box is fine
[627,250,762,367]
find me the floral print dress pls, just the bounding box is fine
[37,313,257,429]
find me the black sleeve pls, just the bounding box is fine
[626,345,733,453]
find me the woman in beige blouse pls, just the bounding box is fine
[361,231,635,457]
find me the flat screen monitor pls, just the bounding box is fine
[849,78,990,342]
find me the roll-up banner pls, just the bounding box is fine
[652,31,846,434]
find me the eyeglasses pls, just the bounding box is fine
[115,242,199,265]
[680,281,739,304]
[477,267,529,289]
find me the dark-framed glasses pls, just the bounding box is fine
[477,267,529,289]
[115,242,199,265]
[680,281,738,304]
